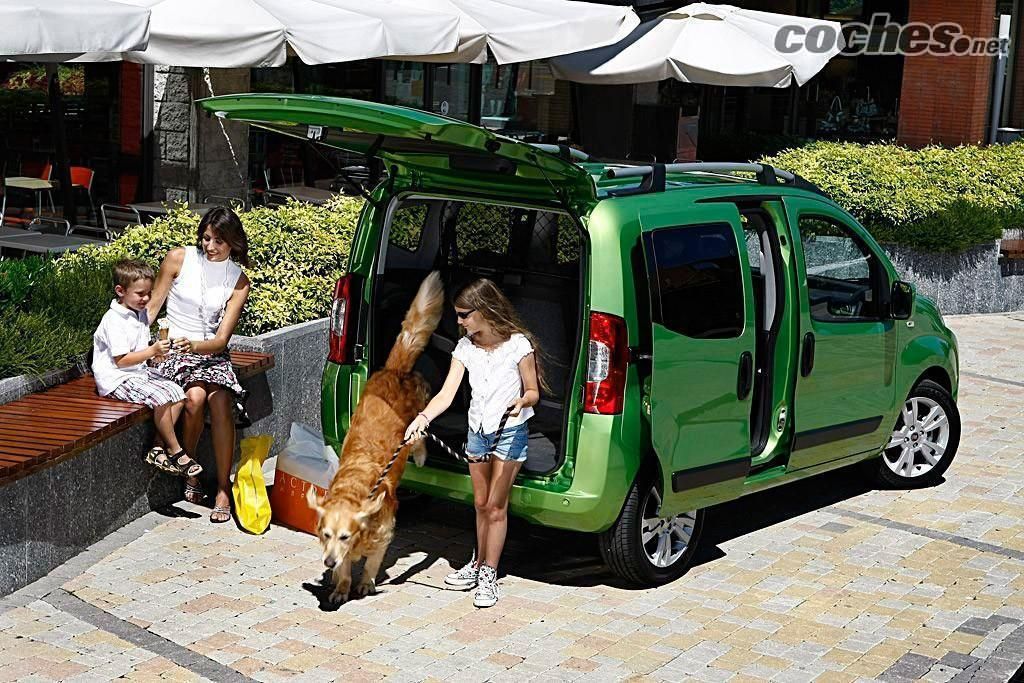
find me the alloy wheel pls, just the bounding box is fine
[883,396,950,478]
[641,487,697,568]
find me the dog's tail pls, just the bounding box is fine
[385,271,444,374]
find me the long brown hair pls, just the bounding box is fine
[454,278,550,393]
[197,206,250,267]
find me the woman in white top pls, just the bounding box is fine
[148,207,252,524]
[404,278,547,608]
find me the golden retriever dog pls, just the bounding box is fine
[306,271,443,604]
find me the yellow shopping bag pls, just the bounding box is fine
[232,435,274,534]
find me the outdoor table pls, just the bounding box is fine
[0,233,102,255]
[271,185,337,205]
[127,202,218,221]
[0,226,41,238]
[4,176,55,216]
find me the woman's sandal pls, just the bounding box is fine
[145,446,185,475]
[184,481,207,505]
[169,450,203,478]
[210,505,232,524]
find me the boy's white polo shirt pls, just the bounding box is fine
[92,299,152,396]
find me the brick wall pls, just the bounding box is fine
[897,0,998,147]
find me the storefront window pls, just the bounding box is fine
[383,62,426,109]
[431,64,471,120]
[480,59,571,142]
[0,62,138,207]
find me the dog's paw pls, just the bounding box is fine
[353,579,377,598]
[328,588,350,605]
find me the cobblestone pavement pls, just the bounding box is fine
[2,313,1024,682]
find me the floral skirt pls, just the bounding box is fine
[151,351,244,400]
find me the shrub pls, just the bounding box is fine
[761,141,1024,252]
[0,309,85,379]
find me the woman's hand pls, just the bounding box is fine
[172,337,194,354]
[507,397,527,417]
[404,413,430,442]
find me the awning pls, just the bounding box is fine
[390,0,640,65]
[0,0,150,60]
[83,0,463,67]
[551,2,842,88]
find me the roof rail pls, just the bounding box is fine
[529,143,590,162]
[603,162,828,199]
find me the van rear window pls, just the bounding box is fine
[644,223,745,339]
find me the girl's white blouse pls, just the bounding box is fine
[452,332,535,433]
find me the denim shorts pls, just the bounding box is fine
[466,422,529,463]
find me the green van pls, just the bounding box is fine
[199,94,961,586]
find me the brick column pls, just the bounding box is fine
[897,0,998,147]
[153,66,192,203]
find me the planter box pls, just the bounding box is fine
[886,240,1024,315]
[0,317,328,597]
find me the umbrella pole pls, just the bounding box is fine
[46,64,76,224]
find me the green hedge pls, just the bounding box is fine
[0,196,363,379]
[761,141,1024,252]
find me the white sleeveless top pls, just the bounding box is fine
[165,246,242,340]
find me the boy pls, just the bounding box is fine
[92,259,202,477]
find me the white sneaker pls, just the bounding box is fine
[444,553,479,589]
[473,565,499,608]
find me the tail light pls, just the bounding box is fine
[328,275,358,364]
[584,311,628,414]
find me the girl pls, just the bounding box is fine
[148,207,252,524]
[404,278,546,608]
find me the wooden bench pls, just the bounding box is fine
[0,351,274,486]
[1000,239,1024,260]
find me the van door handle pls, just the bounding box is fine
[737,352,753,400]
[801,332,815,377]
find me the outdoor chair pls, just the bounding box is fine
[100,203,142,238]
[70,224,112,243]
[28,216,71,236]
[263,190,292,207]
[70,166,97,222]
[203,193,249,210]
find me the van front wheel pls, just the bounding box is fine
[599,472,704,586]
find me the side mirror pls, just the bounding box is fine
[890,280,914,320]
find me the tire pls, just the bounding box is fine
[599,469,704,586]
[875,379,961,488]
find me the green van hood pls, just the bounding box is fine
[196,93,595,206]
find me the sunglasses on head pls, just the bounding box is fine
[456,308,475,320]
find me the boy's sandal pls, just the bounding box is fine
[145,446,185,475]
[210,505,232,524]
[170,450,203,478]
[184,482,207,505]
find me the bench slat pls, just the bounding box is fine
[0,350,274,485]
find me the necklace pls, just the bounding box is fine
[197,247,236,341]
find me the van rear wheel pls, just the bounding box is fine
[599,471,704,586]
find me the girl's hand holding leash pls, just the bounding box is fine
[508,397,527,417]
[404,413,430,442]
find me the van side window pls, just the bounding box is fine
[389,203,428,252]
[644,223,745,340]
[798,215,881,322]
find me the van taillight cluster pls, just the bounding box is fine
[584,311,628,414]
[328,275,356,364]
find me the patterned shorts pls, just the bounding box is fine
[108,371,186,408]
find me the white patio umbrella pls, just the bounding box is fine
[0,0,150,60]
[85,0,462,67]
[392,0,640,65]
[551,3,843,87]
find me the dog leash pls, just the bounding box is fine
[367,406,515,499]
